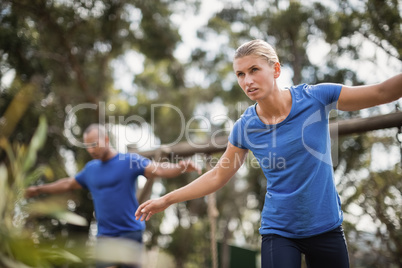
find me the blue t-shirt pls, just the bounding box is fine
[75,153,150,237]
[229,83,343,238]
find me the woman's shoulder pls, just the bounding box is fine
[239,104,257,119]
[234,104,265,130]
[290,83,342,106]
[291,83,342,92]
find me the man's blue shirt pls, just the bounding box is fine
[76,153,150,236]
[229,83,343,238]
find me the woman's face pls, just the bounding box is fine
[233,55,280,101]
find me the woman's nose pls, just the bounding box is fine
[244,74,253,86]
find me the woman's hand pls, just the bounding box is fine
[135,197,170,221]
[137,142,248,221]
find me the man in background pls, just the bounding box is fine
[26,124,201,268]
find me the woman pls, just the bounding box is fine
[135,39,402,267]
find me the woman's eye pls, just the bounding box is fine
[251,68,258,72]
[237,73,244,77]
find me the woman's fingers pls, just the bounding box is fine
[135,201,151,221]
[145,211,153,221]
[135,198,168,221]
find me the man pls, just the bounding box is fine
[26,124,201,268]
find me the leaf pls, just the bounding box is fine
[52,211,88,227]
[5,234,48,268]
[27,199,88,226]
[0,253,34,268]
[0,138,15,169]
[30,116,48,151]
[0,164,8,218]
[23,116,47,172]
[24,165,53,187]
[39,248,82,264]
[0,82,36,139]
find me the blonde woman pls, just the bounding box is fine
[136,39,402,268]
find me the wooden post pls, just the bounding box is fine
[137,148,163,204]
[206,154,219,268]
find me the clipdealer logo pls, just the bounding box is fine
[64,101,338,167]
[64,101,244,150]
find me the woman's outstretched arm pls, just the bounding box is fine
[338,73,402,111]
[135,142,248,221]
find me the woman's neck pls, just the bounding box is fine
[256,88,292,125]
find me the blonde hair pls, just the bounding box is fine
[234,39,279,65]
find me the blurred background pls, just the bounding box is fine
[0,0,401,267]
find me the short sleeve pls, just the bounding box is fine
[303,83,342,109]
[128,153,151,175]
[75,164,89,189]
[228,118,248,149]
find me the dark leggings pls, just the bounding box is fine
[261,226,349,268]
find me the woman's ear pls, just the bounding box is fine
[273,62,281,79]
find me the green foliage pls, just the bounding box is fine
[361,0,402,60]
[0,116,89,267]
[338,132,402,266]
[0,0,183,175]
[0,1,184,262]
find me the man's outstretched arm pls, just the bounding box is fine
[143,159,201,180]
[25,177,82,198]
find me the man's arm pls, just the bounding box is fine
[143,159,201,180]
[338,73,402,111]
[25,177,82,198]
